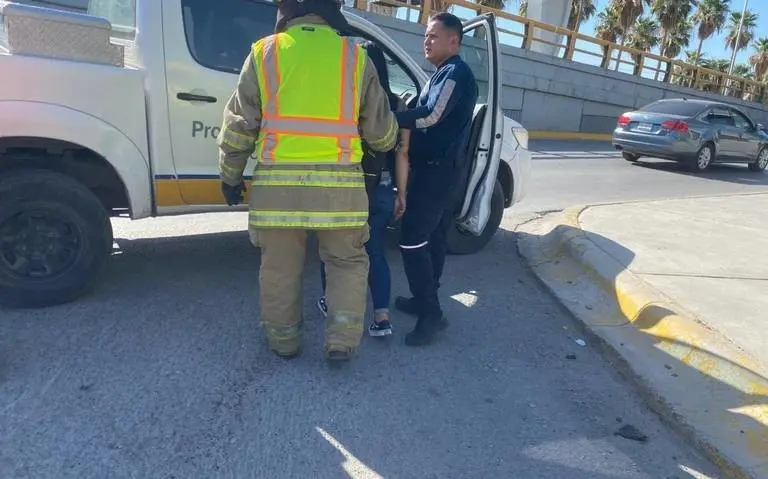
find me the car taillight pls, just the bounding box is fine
[661,120,689,134]
[617,114,631,127]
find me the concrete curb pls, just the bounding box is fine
[528,131,613,141]
[516,203,768,479]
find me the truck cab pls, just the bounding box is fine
[0,0,530,308]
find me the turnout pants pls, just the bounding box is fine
[399,163,461,320]
[252,226,370,356]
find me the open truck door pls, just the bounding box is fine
[446,13,504,255]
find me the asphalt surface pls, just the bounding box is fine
[4,140,767,478]
[519,140,768,214]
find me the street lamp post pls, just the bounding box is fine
[727,0,748,77]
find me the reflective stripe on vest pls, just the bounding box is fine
[251,169,365,188]
[249,210,369,229]
[252,26,366,165]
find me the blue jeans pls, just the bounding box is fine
[321,180,395,313]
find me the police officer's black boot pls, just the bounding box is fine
[395,281,442,316]
[404,314,448,347]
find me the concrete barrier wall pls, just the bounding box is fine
[358,10,768,135]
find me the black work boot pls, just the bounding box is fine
[395,296,419,316]
[405,315,448,347]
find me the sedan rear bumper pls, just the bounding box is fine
[612,130,699,161]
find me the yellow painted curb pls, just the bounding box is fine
[520,200,768,479]
[528,130,613,141]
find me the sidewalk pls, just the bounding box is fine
[516,193,768,479]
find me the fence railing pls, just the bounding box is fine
[354,0,767,104]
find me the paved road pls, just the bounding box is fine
[5,140,765,478]
[520,140,768,214]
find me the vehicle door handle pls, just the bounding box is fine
[177,92,217,103]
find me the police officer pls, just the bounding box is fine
[217,0,398,362]
[394,12,478,346]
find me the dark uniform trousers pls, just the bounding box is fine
[399,159,462,320]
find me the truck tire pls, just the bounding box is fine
[447,179,505,255]
[0,169,113,308]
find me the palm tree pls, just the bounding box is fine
[625,16,660,75]
[701,57,730,93]
[659,18,693,82]
[595,6,623,68]
[652,0,695,51]
[725,10,758,53]
[685,50,706,63]
[651,0,694,79]
[472,0,505,38]
[568,0,597,31]
[474,0,504,13]
[703,58,730,71]
[519,0,595,31]
[691,0,730,65]
[730,63,753,98]
[733,63,753,78]
[610,0,653,71]
[674,49,706,86]
[749,37,768,82]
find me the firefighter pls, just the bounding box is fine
[216,0,399,363]
[393,12,479,346]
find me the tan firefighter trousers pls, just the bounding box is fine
[251,225,370,356]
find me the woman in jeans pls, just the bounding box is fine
[316,41,410,337]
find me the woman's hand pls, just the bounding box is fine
[394,193,407,221]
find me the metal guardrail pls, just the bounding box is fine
[355,0,767,104]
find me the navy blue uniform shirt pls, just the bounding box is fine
[395,54,478,168]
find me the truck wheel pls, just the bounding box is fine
[0,169,113,308]
[447,179,505,255]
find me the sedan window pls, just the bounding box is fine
[640,100,707,116]
[731,110,753,130]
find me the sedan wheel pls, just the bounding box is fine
[688,144,714,172]
[748,147,768,172]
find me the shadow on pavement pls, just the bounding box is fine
[517,223,768,477]
[631,159,768,186]
[0,227,719,478]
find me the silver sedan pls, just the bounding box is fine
[612,98,768,172]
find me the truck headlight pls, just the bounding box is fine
[511,127,528,150]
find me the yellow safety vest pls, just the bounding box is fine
[252,24,367,165]
[241,24,371,230]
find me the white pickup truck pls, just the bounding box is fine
[0,0,531,309]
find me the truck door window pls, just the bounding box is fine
[346,36,418,101]
[181,0,276,73]
[459,26,489,105]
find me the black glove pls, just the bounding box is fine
[221,181,246,206]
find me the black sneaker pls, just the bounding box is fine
[394,296,419,316]
[368,319,393,337]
